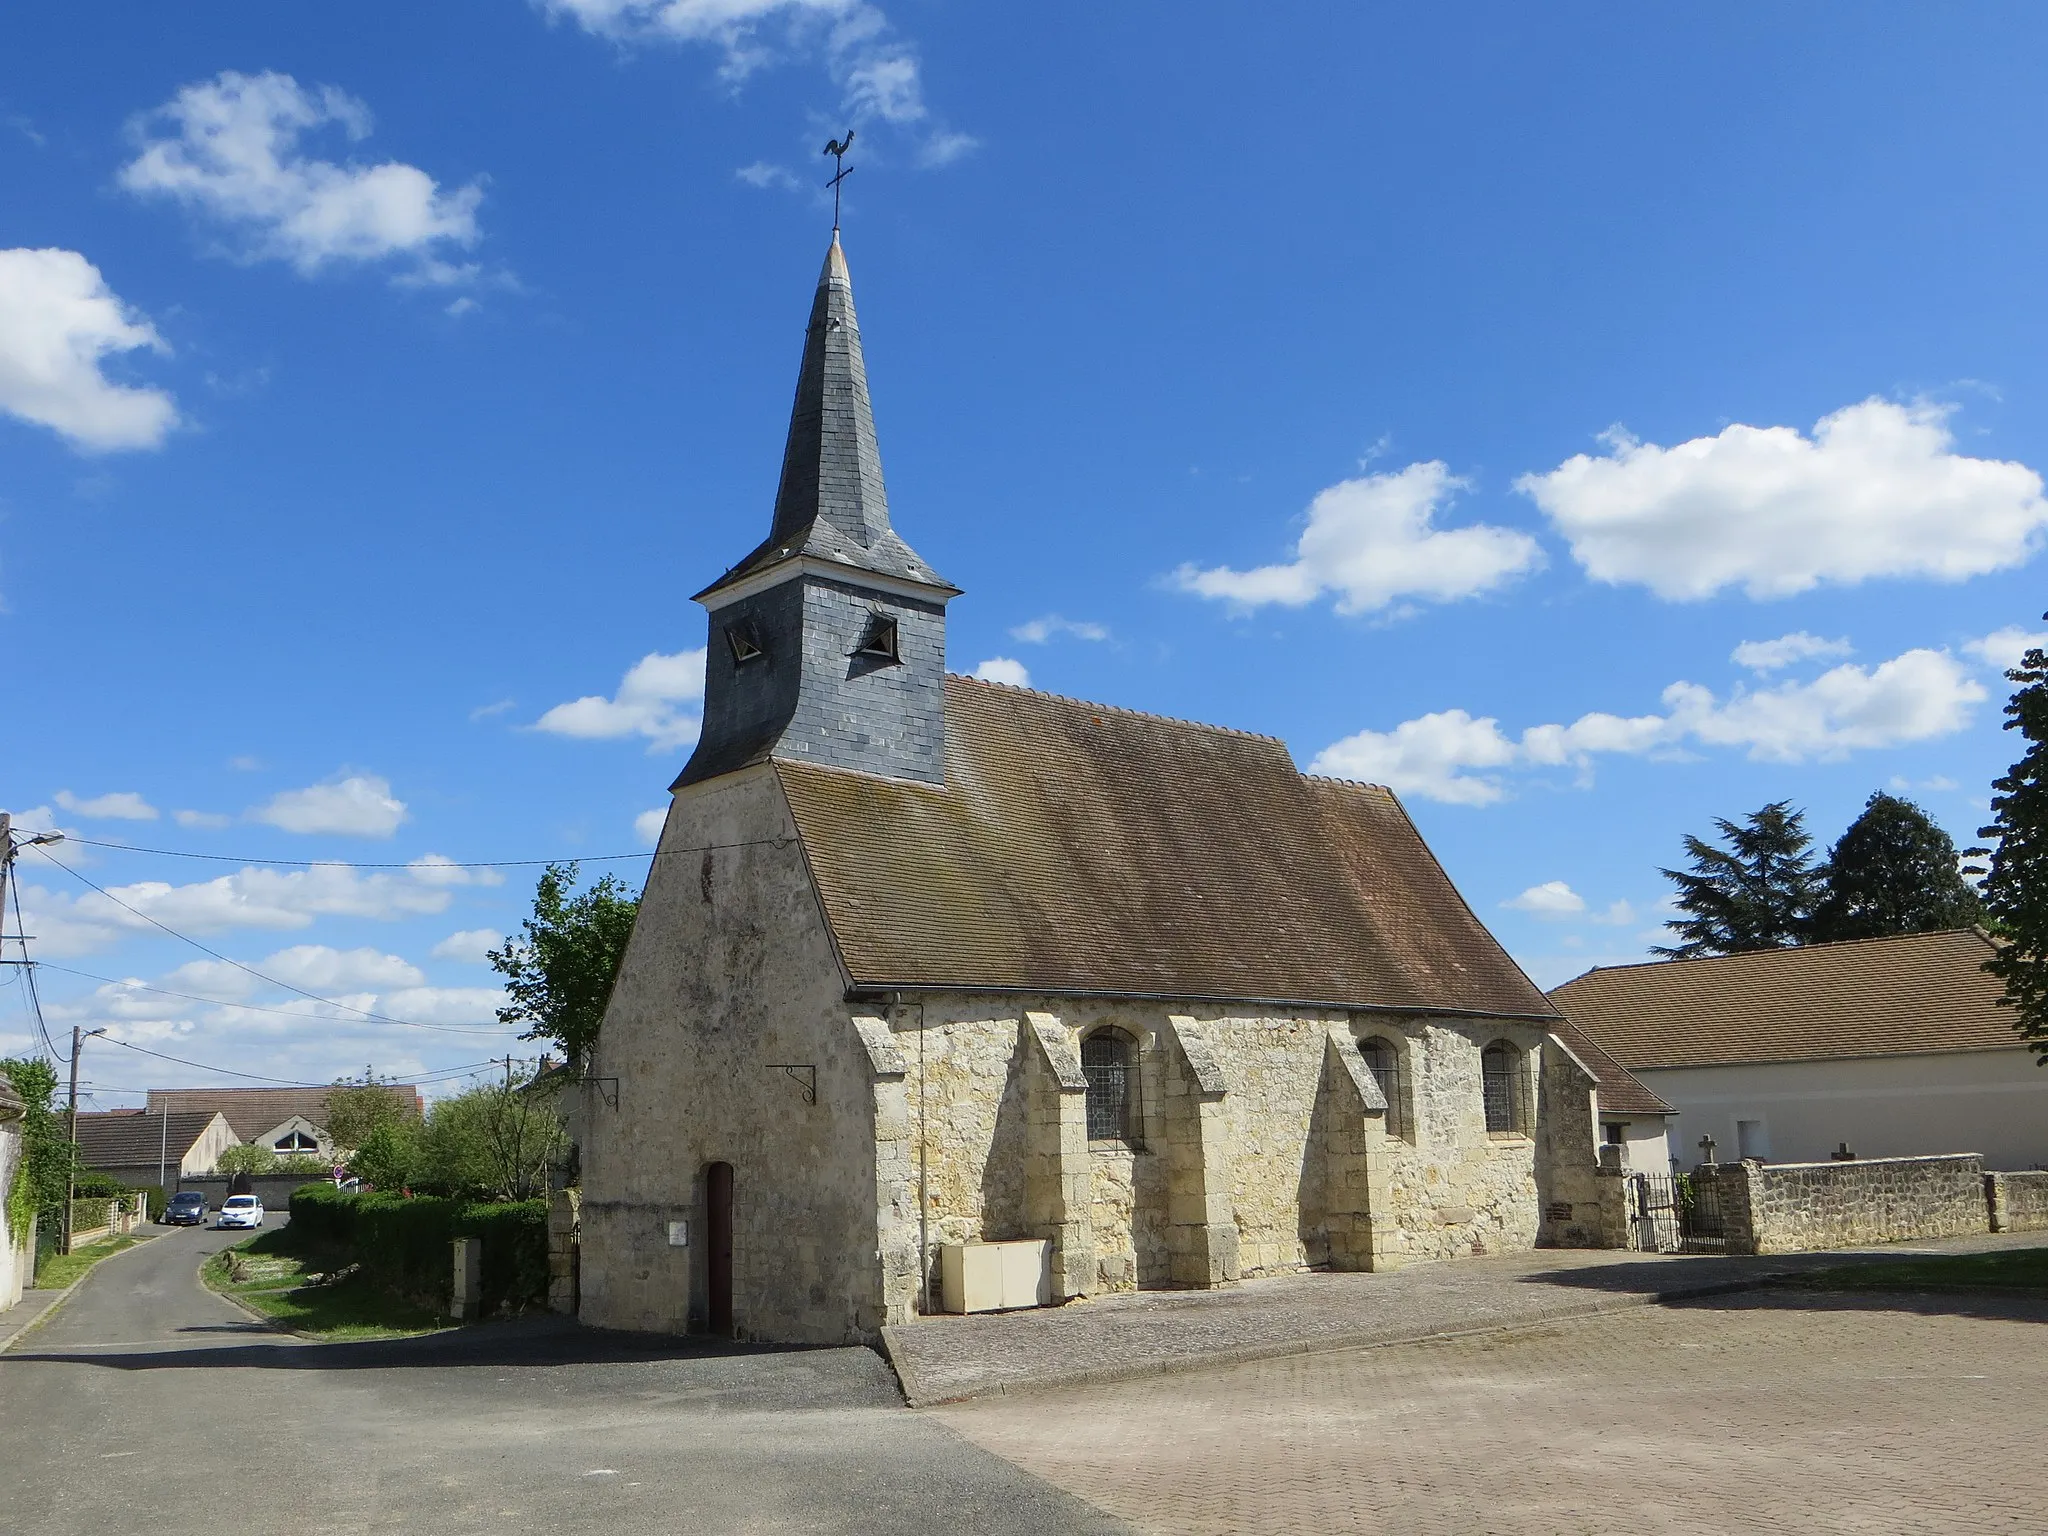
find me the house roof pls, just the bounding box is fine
[1546,1015,1674,1116]
[1549,928,2014,1070]
[145,1084,421,1142]
[74,1110,229,1169]
[770,674,1558,1019]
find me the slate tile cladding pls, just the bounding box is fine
[1552,928,2011,1070]
[773,674,1562,1016]
[681,576,948,787]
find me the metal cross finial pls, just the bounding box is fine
[823,129,855,229]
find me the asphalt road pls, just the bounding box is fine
[0,1224,1125,1535]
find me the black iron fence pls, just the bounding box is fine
[1627,1172,1727,1254]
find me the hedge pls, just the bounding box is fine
[288,1183,548,1316]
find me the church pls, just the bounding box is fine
[577,230,1649,1344]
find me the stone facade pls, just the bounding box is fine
[575,771,1612,1345]
[578,767,898,1344]
[1984,1169,2048,1233]
[1696,1153,1990,1256]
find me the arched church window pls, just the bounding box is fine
[1081,1029,1136,1144]
[1358,1036,1405,1139]
[1481,1041,1526,1134]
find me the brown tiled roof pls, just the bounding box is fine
[74,1110,228,1169]
[771,675,1557,1018]
[1546,1016,1674,1116]
[1550,929,2013,1070]
[145,1084,422,1141]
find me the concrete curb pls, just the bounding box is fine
[0,1228,167,1354]
[889,1272,1789,1408]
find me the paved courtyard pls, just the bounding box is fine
[934,1287,2048,1535]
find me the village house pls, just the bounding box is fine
[577,231,1663,1345]
[147,1083,422,1160]
[1552,928,2048,1171]
[73,1108,238,1191]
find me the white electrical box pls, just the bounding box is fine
[667,1220,690,1247]
[937,1239,1051,1314]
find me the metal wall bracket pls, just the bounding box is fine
[768,1064,817,1105]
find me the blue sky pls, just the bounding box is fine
[6,5,2047,1103]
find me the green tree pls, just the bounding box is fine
[1656,801,1819,958]
[416,1065,567,1202]
[1,1058,71,1246]
[489,862,639,1069]
[348,1119,424,1191]
[216,1143,283,1177]
[1978,620,2048,1064]
[1810,791,1985,943]
[325,1074,415,1153]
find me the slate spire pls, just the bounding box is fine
[679,231,956,790]
[700,231,951,600]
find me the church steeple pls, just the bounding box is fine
[677,233,957,790]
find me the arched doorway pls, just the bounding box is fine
[705,1161,734,1336]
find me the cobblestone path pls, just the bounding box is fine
[933,1289,2048,1535]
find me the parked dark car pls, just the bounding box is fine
[163,1191,208,1226]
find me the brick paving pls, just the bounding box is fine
[884,1231,2036,1405]
[934,1288,2048,1534]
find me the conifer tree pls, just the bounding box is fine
[1978,621,2048,1064]
[1810,792,1984,943]
[1655,801,1818,958]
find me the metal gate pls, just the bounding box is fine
[1627,1173,1727,1254]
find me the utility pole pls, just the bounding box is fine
[158,1103,170,1199]
[62,1024,106,1254]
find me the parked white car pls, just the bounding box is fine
[217,1194,264,1230]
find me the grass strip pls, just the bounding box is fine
[204,1229,451,1341]
[35,1233,146,1291]
[1779,1246,2048,1294]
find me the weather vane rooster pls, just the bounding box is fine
[823,129,855,230]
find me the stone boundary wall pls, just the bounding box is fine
[1985,1170,2048,1233]
[1698,1153,1988,1256]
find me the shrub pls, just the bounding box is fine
[287,1184,549,1314]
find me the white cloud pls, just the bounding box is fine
[12,861,474,958]
[1174,461,1542,616]
[1519,399,2048,600]
[378,985,507,1026]
[635,807,668,846]
[1311,645,1984,803]
[4,806,61,835]
[1503,881,1585,918]
[1663,650,1983,763]
[917,131,980,168]
[1011,615,1109,645]
[1731,632,1853,673]
[119,71,484,282]
[1965,625,2048,673]
[432,928,504,964]
[1310,709,1519,806]
[1591,900,1637,927]
[0,248,177,451]
[972,657,1030,688]
[247,944,425,991]
[174,809,231,829]
[250,774,407,837]
[535,650,705,751]
[540,1,971,162]
[54,789,158,821]
[735,161,799,190]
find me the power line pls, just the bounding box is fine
[32,962,512,1036]
[56,834,786,869]
[6,853,60,1062]
[29,846,520,1036]
[94,1034,505,1088]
